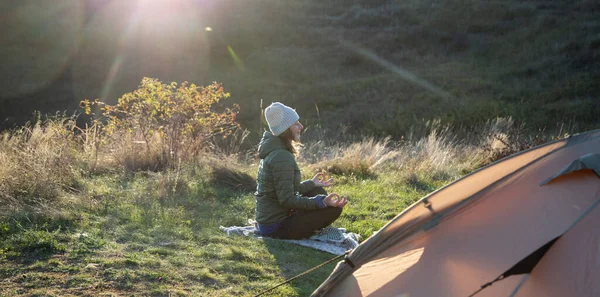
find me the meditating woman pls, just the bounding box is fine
[254,102,348,239]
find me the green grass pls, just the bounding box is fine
[0,163,443,296]
[0,110,577,296]
[2,1,597,293]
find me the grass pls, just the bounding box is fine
[1,1,598,296]
[208,0,600,137]
[0,156,342,296]
[0,180,341,296]
[2,0,599,137]
[1,112,575,296]
[1,1,597,291]
[3,173,422,296]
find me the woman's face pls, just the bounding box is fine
[290,121,303,142]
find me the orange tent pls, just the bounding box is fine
[313,129,600,297]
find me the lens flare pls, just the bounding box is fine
[227,46,246,72]
[72,0,210,104]
[338,39,454,100]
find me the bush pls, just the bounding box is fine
[81,77,239,172]
[478,117,568,166]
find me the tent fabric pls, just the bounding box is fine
[503,237,559,278]
[512,199,600,297]
[312,129,600,297]
[540,152,600,185]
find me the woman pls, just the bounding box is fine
[255,102,348,239]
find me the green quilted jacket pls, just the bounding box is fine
[254,131,319,225]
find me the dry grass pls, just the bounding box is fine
[0,112,570,217]
[200,153,256,193]
[306,129,479,181]
[84,127,253,174]
[0,116,82,215]
[303,117,570,183]
[303,137,396,178]
[103,132,170,172]
[393,127,480,180]
[477,117,570,165]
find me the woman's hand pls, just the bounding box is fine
[312,172,334,187]
[324,193,348,208]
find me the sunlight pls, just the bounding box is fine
[100,3,142,103]
[227,45,246,71]
[135,0,189,28]
[136,0,175,12]
[71,0,210,104]
[134,0,201,40]
[338,39,455,100]
[354,247,425,295]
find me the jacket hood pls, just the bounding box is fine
[258,131,287,159]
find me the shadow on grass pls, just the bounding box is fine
[4,252,58,266]
[262,238,340,296]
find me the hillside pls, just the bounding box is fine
[1,0,599,137]
[1,1,599,295]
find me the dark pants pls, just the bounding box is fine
[269,187,343,240]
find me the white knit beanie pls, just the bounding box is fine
[264,102,300,136]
